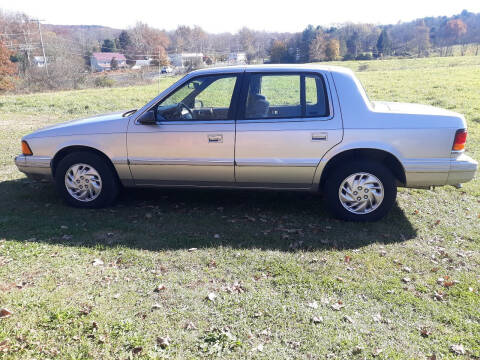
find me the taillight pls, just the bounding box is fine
[452,129,467,152]
[21,140,33,156]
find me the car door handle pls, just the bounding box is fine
[208,134,223,143]
[312,133,328,141]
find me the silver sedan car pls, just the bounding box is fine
[15,65,477,221]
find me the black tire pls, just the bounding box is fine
[323,160,397,222]
[55,151,119,208]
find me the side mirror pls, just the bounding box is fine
[137,110,156,125]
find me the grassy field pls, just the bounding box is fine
[0,56,479,359]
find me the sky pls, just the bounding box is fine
[2,0,480,33]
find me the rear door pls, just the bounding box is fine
[234,70,343,188]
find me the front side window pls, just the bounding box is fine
[156,75,237,121]
[244,73,329,119]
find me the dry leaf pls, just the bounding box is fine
[344,255,352,263]
[331,301,344,311]
[154,284,166,292]
[372,348,383,357]
[307,301,318,309]
[352,346,363,354]
[206,292,216,301]
[420,327,432,338]
[208,259,217,268]
[343,315,354,323]
[402,277,411,283]
[450,344,465,355]
[92,258,104,266]
[0,308,12,318]
[402,266,412,273]
[253,344,264,352]
[184,321,197,330]
[311,316,323,324]
[132,346,142,355]
[157,336,170,348]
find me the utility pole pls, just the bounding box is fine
[36,19,48,75]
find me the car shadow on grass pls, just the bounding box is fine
[0,178,417,251]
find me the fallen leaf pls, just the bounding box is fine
[157,336,170,348]
[402,266,412,273]
[402,277,411,283]
[331,301,344,311]
[253,343,264,352]
[0,308,12,318]
[206,292,216,302]
[79,305,92,316]
[433,291,445,301]
[343,315,354,323]
[154,284,166,292]
[372,348,383,357]
[311,316,323,324]
[132,346,142,355]
[92,258,104,266]
[379,250,387,257]
[208,259,217,268]
[434,220,441,225]
[184,321,197,330]
[352,346,363,355]
[307,301,318,309]
[151,303,162,310]
[344,255,352,263]
[420,327,432,338]
[450,344,465,355]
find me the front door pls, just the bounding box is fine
[234,71,343,188]
[127,74,240,186]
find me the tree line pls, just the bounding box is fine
[1,8,480,92]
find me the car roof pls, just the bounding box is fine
[188,64,353,76]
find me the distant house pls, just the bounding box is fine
[33,56,47,67]
[90,52,127,72]
[131,58,153,69]
[168,53,203,67]
[228,52,247,64]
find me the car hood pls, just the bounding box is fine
[372,101,462,117]
[25,112,131,139]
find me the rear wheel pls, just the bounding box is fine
[55,152,119,208]
[324,160,397,221]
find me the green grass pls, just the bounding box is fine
[0,56,479,359]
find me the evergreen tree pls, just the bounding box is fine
[376,29,392,56]
[101,39,116,53]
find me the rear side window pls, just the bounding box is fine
[244,73,329,120]
[305,75,329,117]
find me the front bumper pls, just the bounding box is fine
[15,155,53,180]
[446,153,478,185]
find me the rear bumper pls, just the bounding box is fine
[15,155,53,180]
[446,153,478,185]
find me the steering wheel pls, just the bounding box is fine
[177,102,193,119]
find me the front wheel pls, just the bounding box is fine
[324,160,397,221]
[55,152,119,208]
